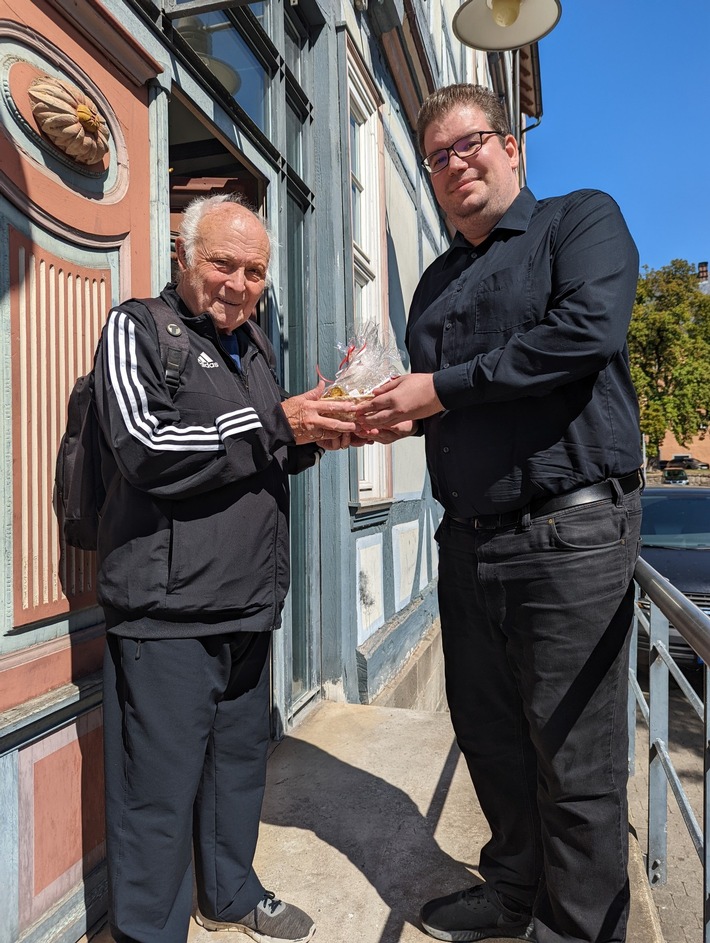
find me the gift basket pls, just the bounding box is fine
[320,322,403,402]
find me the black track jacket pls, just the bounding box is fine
[93,284,319,638]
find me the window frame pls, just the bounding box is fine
[344,39,391,508]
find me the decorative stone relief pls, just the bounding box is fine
[27,76,109,166]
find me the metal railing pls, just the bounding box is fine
[629,556,710,942]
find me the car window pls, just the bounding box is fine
[663,469,688,480]
[641,494,710,548]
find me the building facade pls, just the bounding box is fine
[0,0,541,939]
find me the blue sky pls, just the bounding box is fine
[524,0,710,272]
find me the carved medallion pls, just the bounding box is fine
[28,76,110,166]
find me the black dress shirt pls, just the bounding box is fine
[406,187,642,516]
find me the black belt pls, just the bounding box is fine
[449,470,642,530]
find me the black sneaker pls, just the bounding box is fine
[420,884,536,942]
[195,891,316,943]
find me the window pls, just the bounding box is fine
[441,7,454,86]
[346,46,390,502]
[284,9,312,187]
[350,113,363,247]
[173,10,270,131]
[287,101,304,176]
[284,14,303,82]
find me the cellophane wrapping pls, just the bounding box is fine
[321,322,403,401]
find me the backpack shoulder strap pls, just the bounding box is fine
[134,295,190,394]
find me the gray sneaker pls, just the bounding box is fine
[195,891,316,943]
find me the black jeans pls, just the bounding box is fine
[103,631,271,943]
[436,487,642,943]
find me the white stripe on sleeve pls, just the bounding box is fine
[106,309,263,452]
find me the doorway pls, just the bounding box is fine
[167,92,321,728]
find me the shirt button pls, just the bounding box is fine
[445,322,452,331]
[443,446,450,453]
[442,362,450,369]
[452,491,459,497]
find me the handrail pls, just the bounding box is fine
[630,557,710,943]
[635,556,710,664]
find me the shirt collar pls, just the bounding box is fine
[160,283,220,337]
[441,186,538,267]
[161,282,194,320]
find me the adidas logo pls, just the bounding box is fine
[198,351,219,369]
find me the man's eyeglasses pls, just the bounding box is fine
[421,130,505,175]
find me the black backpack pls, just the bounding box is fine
[54,297,190,551]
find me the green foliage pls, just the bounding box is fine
[628,260,710,455]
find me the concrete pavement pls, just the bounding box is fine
[90,700,664,943]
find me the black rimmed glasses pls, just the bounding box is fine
[421,130,505,175]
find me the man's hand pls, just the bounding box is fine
[355,374,444,428]
[319,431,372,451]
[354,419,419,444]
[282,381,358,445]
[316,419,418,452]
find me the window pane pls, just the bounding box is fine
[349,113,362,244]
[172,0,267,17]
[174,11,269,131]
[349,114,359,177]
[284,17,302,81]
[354,278,364,324]
[286,104,303,176]
[351,182,360,246]
[251,1,266,27]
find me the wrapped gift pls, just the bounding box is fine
[321,322,403,403]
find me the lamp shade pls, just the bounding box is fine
[198,55,241,95]
[453,0,561,50]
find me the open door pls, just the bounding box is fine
[166,92,321,730]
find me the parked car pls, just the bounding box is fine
[662,468,690,485]
[637,487,710,668]
[666,456,710,470]
[654,456,710,471]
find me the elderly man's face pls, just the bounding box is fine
[176,204,270,334]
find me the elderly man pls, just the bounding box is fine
[95,193,355,943]
[358,84,642,943]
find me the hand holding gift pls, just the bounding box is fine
[320,322,404,417]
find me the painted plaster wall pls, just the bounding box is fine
[356,533,386,646]
[381,149,428,503]
[384,153,420,326]
[659,431,710,465]
[382,90,419,191]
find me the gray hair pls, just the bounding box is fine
[179,192,273,267]
[417,84,510,157]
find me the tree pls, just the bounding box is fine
[627,260,710,456]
